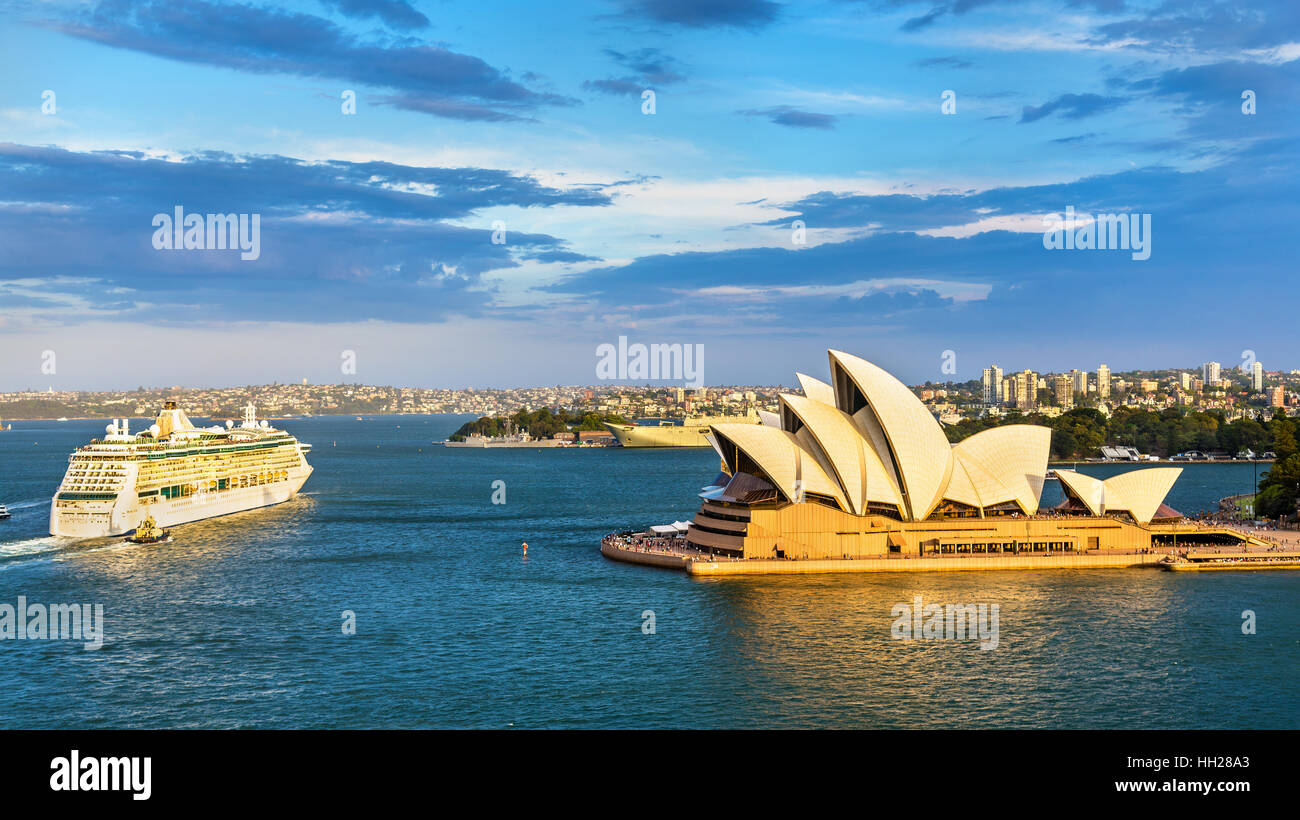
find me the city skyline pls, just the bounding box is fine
[2,1,1297,389]
[2,355,1291,407]
[0,354,1295,394]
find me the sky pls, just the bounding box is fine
[0,0,1297,391]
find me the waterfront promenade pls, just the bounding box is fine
[602,533,1175,576]
[1219,521,1296,550]
[601,516,1289,576]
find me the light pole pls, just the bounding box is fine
[1251,455,1258,521]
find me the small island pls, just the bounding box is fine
[445,408,628,447]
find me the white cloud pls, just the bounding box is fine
[689,277,992,304]
[917,212,1049,238]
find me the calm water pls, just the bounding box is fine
[1,415,1297,729]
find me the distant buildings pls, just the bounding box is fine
[981,365,1003,405]
[1016,369,1038,410]
[8,352,1299,428]
[1069,368,1087,396]
[0,382,784,421]
[1053,374,1074,409]
[946,353,1297,421]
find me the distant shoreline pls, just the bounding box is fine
[0,418,1283,467]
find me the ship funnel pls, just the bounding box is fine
[155,402,196,440]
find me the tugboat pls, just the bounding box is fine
[125,515,172,545]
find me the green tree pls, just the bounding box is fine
[1269,417,1297,460]
[1221,418,1268,454]
[1051,429,1078,459]
[1257,453,1300,519]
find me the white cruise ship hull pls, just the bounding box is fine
[51,468,311,538]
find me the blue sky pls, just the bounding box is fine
[0,0,1297,390]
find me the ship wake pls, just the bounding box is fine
[0,535,77,565]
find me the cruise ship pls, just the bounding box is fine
[603,411,763,447]
[50,401,313,538]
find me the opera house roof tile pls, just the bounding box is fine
[1055,467,1182,524]
[779,393,903,514]
[952,425,1053,515]
[795,372,836,406]
[710,422,849,511]
[828,350,955,519]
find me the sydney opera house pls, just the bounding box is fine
[671,349,1248,563]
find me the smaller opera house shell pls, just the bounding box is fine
[688,350,1189,560]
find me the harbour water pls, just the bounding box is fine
[1,415,1297,728]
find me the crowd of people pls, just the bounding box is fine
[1185,554,1300,564]
[602,532,695,555]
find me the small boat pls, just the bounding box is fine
[125,515,172,545]
[0,504,10,520]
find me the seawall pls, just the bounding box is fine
[601,541,1168,576]
[685,552,1167,576]
[600,541,691,569]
